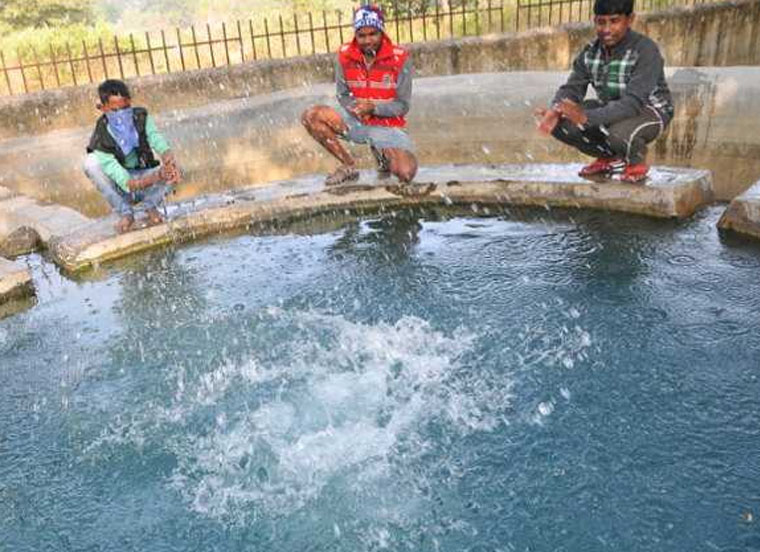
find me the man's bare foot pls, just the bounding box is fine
[146,208,164,226]
[115,214,135,234]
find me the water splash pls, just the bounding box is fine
[87,309,516,524]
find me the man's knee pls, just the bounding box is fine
[301,105,333,129]
[300,106,317,128]
[82,153,101,177]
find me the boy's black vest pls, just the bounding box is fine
[86,107,159,169]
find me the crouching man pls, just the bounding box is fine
[536,0,674,182]
[301,4,418,187]
[84,79,182,233]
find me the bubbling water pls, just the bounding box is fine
[84,309,527,526]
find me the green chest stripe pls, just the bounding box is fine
[585,49,637,102]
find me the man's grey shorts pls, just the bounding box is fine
[337,105,414,152]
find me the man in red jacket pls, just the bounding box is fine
[302,4,417,186]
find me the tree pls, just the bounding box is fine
[0,0,94,30]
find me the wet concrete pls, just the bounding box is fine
[717,178,760,239]
[0,257,34,317]
[48,163,712,273]
[0,67,756,219]
[0,185,92,256]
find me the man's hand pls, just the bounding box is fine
[160,151,183,186]
[349,99,375,119]
[555,99,588,126]
[535,106,560,135]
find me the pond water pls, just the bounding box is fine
[1,205,759,551]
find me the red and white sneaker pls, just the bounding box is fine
[620,163,649,183]
[578,157,625,177]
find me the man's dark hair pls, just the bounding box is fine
[594,0,634,15]
[97,79,131,104]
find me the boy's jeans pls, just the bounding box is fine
[83,153,169,217]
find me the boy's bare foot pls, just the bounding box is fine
[146,208,164,226]
[115,214,135,234]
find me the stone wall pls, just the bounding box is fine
[0,0,757,139]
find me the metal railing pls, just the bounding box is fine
[0,0,710,96]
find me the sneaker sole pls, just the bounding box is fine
[579,161,626,177]
[620,175,648,183]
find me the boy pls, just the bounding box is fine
[83,79,182,233]
[301,4,418,187]
[536,0,673,182]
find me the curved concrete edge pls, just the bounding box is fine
[0,185,92,256]
[717,179,760,239]
[49,163,713,273]
[0,257,34,318]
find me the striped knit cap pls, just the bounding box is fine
[353,5,385,32]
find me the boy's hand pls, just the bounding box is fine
[556,99,588,126]
[535,106,560,135]
[160,151,183,186]
[159,164,181,185]
[127,171,161,192]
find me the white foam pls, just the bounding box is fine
[83,306,592,524]
[163,311,515,521]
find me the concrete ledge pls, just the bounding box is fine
[0,257,34,318]
[49,163,713,273]
[717,179,760,239]
[0,185,92,256]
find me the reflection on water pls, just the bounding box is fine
[1,206,759,550]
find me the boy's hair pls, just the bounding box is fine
[97,79,131,104]
[593,0,634,15]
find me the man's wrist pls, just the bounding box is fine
[161,151,175,166]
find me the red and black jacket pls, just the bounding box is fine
[338,35,410,127]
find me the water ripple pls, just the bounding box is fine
[670,319,751,347]
[630,307,669,324]
[691,281,717,293]
[667,254,697,266]
[719,252,760,269]
[696,271,727,284]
